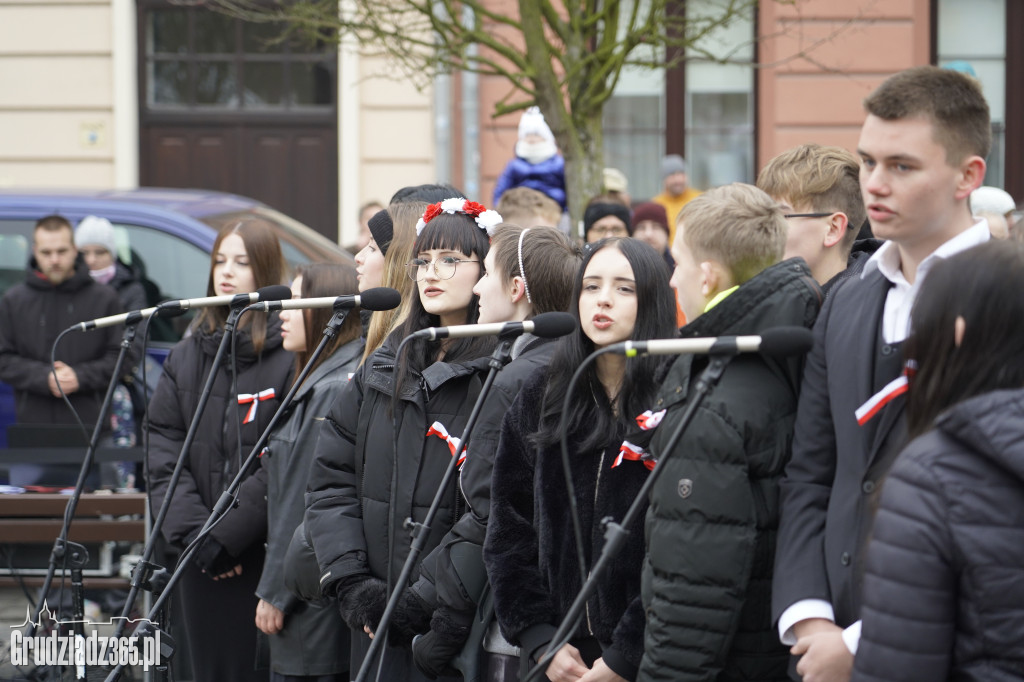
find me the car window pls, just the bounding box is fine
[0,220,35,297]
[116,223,208,301]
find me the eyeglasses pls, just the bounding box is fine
[406,256,479,282]
[587,225,629,237]
[783,212,834,219]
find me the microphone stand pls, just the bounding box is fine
[25,320,141,651]
[104,308,352,682]
[101,305,245,664]
[523,353,734,682]
[353,335,516,682]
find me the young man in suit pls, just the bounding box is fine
[773,65,992,682]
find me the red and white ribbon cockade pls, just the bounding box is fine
[237,388,276,424]
[855,376,909,426]
[611,440,656,471]
[426,421,466,466]
[635,409,667,431]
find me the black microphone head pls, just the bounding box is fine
[359,287,402,312]
[256,285,293,303]
[759,326,814,356]
[530,312,577,339]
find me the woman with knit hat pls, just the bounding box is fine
[75,215,147,312]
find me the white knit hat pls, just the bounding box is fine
[517,107,555,144]
[971,186,1016,216]
[75,215,117,257]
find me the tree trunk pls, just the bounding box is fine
[558,113,605,241]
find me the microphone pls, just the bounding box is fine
[413,311,577,341]
[610,326,814,357]
[157,284,293,312]
[252,287,401,313]
[71,304,192,332]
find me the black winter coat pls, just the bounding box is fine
[414,335,559,622]
[146,316,293,556]
[108,260,148,313]
[639,258,821,682]
[853,389,1024,682]
[305,335,494,591]
[0,256,122,428]
[484,367,651,681]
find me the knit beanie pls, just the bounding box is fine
[367,209,394,256]
[517,107,555,144]
[584,203,632,236]
[661,154,688,179]
[75,215,117,257]
[631,202,669,234]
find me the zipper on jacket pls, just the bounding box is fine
[585,447,607,637]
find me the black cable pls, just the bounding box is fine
[49,327,91,445]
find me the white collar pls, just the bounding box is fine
[862,218,991,285]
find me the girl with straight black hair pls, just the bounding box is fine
[853,240,1024,682]
[484,238,677,682]
[304,199,500,682]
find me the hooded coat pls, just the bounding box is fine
[0,255,122,428]
[853,389,1024,682]
[638,258,821,682]
[304,335,494,681]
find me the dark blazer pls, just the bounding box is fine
[773,265,908,629]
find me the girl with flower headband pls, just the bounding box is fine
[304,198,497,681]
[484,238,677,682]
[400,224,583,677]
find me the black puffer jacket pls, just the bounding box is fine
[853,388,1024,682]
[146,316,293,556]
[0,256,122,428]
[639,258,820,682]
[305,335,493,590]
[108,260,148,313]
[415,335,559,620]
[484,367,651,680]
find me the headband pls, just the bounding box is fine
[416,197,503,237]
[517,228,532,304]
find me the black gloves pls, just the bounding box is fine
[336,575,388,633]
[411,608,471,679]
[387,588,433,648]
[188,530,237,577]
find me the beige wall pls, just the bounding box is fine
[0,0,117,188]
[757,0,933,168]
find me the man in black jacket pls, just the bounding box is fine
[772,66,992,682]
[0,214,122,485]
[639,183,821,682]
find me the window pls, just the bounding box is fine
[144,3,335,111]
[937,0,1006,188]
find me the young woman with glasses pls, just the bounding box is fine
[304,198,499,682]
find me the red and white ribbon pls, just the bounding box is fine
[611,440,656,471]
[237,388,275,424]
[426,421,466,466]
[855,375,909,426]
[635,409,666,431]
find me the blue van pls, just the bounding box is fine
[0,188,353,448]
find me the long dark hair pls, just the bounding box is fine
[292,263,362,387]
[532,238,678,452]
[196,219,286,353]
[390,211,493,382]
[906,241,1024,437]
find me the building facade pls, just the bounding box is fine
[0,0,1018,244]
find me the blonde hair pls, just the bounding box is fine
[757,143,865,253]
[496,187,562,227]
[361,200,424,363]
[677,183,786,284]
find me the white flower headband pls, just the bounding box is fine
[415,197,504,237]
